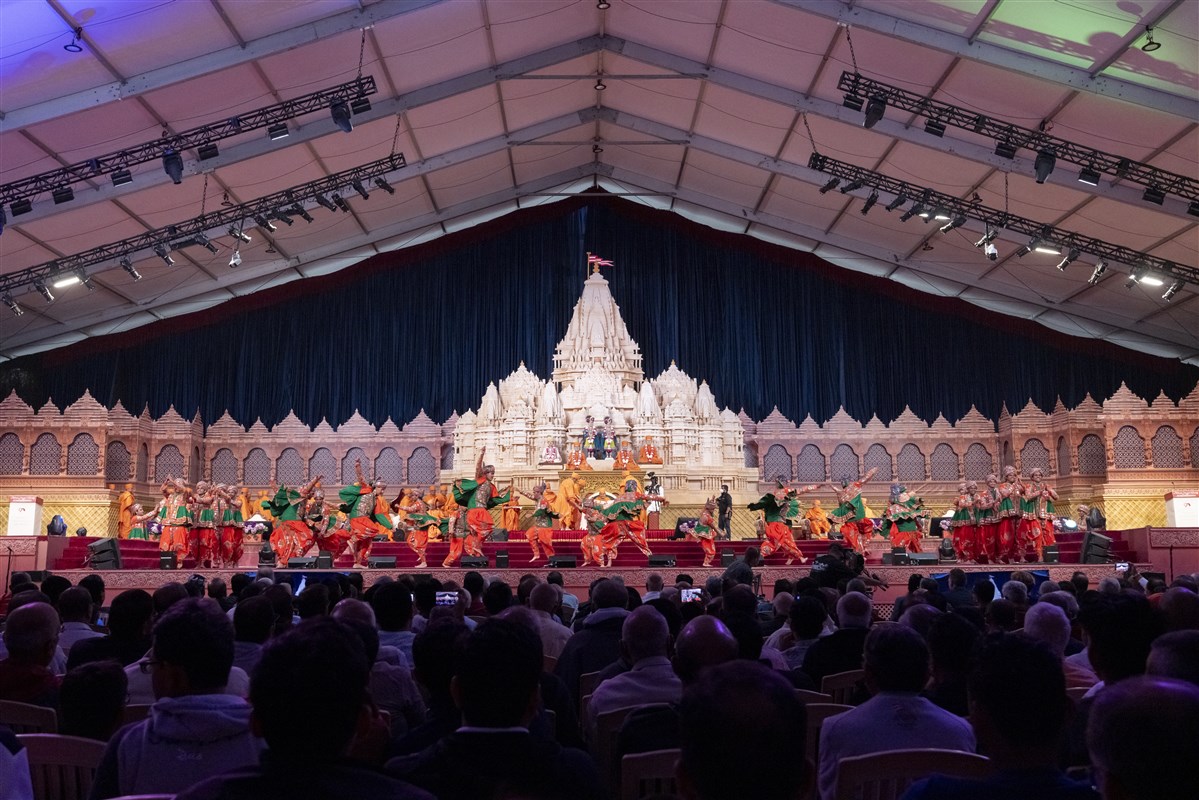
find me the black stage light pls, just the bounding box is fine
[374,177,395,195]
[860,191,878,215]
[351,180,369,200]
[314,193,337,212]
[111,169,133,187]
[994,141,1017,159]
[267,123,290,140]
[1142,186,1165,205]
[34,280,54,303]
[884,193,907,212]
[52,186,75,204]
[1162,280,1183,302]
[863,95,886,129]
[1056,247,1080,271]
[350,96,372,115]
[1034,149,1056,184]
[1077,166,1101,186]
[332,193,350,212]
[818,178,840,194]
[154,244,175,266]
[1088,260,1108,285]
[923,119,946,137]
[331,101,353,133]
[197,143,219,161]
[162,150,184,184]
[120,256,141,281]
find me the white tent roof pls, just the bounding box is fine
[1,0,1196,363]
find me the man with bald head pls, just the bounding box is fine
[583,605,679,743]
[0,603,61,707]
[529,582,571,659]
[1146,629,1199,686]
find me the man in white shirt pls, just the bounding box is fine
[583,605,681,744]
[642,574,663,602]
[529,583,571,659]
[56,587,103,656]
[818,624,975,800]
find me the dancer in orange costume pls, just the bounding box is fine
[1018,467,1058,561]
[995,466,1021,563]
[950,482,978,562]
[213,484,243,568]
[154,477,192,568]
[309,489,350,562]
[747,479,810,565]
[689,497,719,567]
[395,493,437,569]
[190,481,219,568]
[579,501,606,567]
[598,478,664,567]
[267,476,321,567]
[339,461,393,568]
[514,481,558,562]
[828,467,878,555]
[445,447,512,567]
[972,473,1001,563]
[884,484,925,553]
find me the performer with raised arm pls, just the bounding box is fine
[885,484,925,553]
[156,477,193,569]
[340,460,392,568]
[950,482,978,562]
[267,476,321,567]
[446,446,512,567]
[395,492,437,569]
[598,477,664,566]
[828,467,878,555]
[747,478,810,565]
[995,466,1021,563]
[690,496,720,567]
[1019,467,1058,561]
[512,481,558,563]
[126,504,156,541]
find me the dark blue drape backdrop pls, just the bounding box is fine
[3,196,1196,427]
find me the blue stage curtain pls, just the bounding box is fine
[3,196,1196,428]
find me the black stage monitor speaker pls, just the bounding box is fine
[367,556,397,569]
[159,552,177,570]
[910,553,939,566]
[1080,531,1113,564]
[288,557,317,569]
[87,538,122,570]
[648,555,676,567]
[548,556,576,568]
[938,538,956,561]
[495,550,509,568]
[258,542,276,567]
[721,550,735,567]
[890,547,910,566]
[491,528,509,542]
[315,551,333,569]
[460,556,489,568]
[1042,545,1060,564]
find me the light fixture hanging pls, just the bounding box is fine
[863,96,886,129]
[1077,166,1101,186]
[594,74,607,91]
[111,169,133,187]
[162,150,184,184]
[923,119,946,137]
[818,178,840,194]
[193,233,219,253]
[3,292,23,316]
[597,0,611,8]
[229,227,252,244]
[351,180,370,200]
[331,101,353,133]
[1088,260,1108,285]
[154,244,175,266]
[1034,149,1056,184]
[253,214,278,232]
[374,177,395,195]
[289,204,314,223]
[197,143,219,161]
[33,280,54,303]
[120,257,141,281]
[229,250,242,268]
[939,215,966,233]
[1163,280,1183,301]
[1056,247,1080,270]
[63,27,83,53]
[984,242,998,261]
[1142,27,1161,52]
[1142,186,1166,205]
[974,227,998,248]
[332,193,350,212]
[884,193,907,212]
[314,194,337,212]
[860,191,879,215]
[839,178,865,194]
[75,269,94,291]
[267,123,290,141]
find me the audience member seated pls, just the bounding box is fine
[819,625,975,800]
[67,589,153,669]
[40,575,71,607]
[583,605,680,743]
[1086,676,1199,800]
[387,618,603,800]
[177,618,432,800]
[0,603,61,707]
[985,598,1019,633]
[555,579,629,704]
[530,582,572,659]
[905,633,1095,799]
[922,611,980,717]
[339,613,425,738]
[1,724,34,800]
[462,572,486,617]
[207,577,235,611]
[56,587,103,655]
[389,621,469,758]
[231,595,273,675]
[721,546,759,588]
[802,590,873,687]
[372,582,418,666]
[1036,590,1085,655]
[1146,629,1199,686]
[0,591,68,674]
[760,591,793,637]
[1023,603,1098,690]
[677,660,810,800]
[59,660,127,741]
[482,580,513,616]
[943,568,977,610]
[1159,586,1199,631]
[899,602,943,639]
[91,598,262,799]
[973,578,996,614]
[778,596,827,670]
[296,583,330,619]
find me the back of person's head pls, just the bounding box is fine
[454,618,542,727]
[264,584,295,636]
[78,574,105,612]
[1097,576,1121,594]
[1159,587,1199,631]
[673,615,738,685]
[836,591,872,629]
[463,571,485,600]
[1070,572,1089,593]
[368,581,414,632]
[1010,570,1035,592]
[517,575,540,607]
[1037,590,1079,621]
[591,578,627,610]
[482,580,513,615]
[704,575,723,597]
[207,577,228,600]
[412,620,469,702]
[528,582,558,614]
[973,580,996,604]
[772,578,794,597]
[106,589,153,641]
[969,634,1067,754]
[230,572,251,598]
[864,624,928,693]
[8,571,31,592]
[152,597,235,695]
[678,661,808,800]
[1000,580,1028,606]
[329,597,375,628]
[152,582,189,617]
[184,574,206,598]
[621,605,670,663]
[948,568,967,588]
[1022,602,1071,657]
[906,574,923,593]
[898,603,942,639]
[40,575,71,605]
[251,618,370,761]
[1146,630,1199,687]
[56,586,93,623]
[645,573,664,593]
[233,595,274,644]
[413,580,439,617]
[255,566,275,584]
[1038,579,1060,595]
[338,616,380,665]
[985,598,1018,631]
[722,584,757,618]
[743,546,760,565]
[1087,676,1199,800]
[1079,591,1163,683]
[59,661,127,740]
[771,592,793,619]
[646,598,683,638]
[546,571,564,587]
[789,596,827,640]
[919,577,939,594]
[926,610,980,677]
[2,603,60,665]
[296,584,330,619]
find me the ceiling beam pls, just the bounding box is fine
[774,0,1198,119]
[0,0,444,132]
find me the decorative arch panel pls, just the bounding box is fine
[67,433,99,476]
[243,448,271,486]
[154,444,184,483]
[342,447,368,484]
[210,449,238,485]
[0,433,24,475]
[376,448,404,485]
[1078,435,1106,476]
[963,443,992,481]
[1113,427,1146,469]
[762,444,792,483]
[276,448,305,486]
[796,445,825,483]
[930,444,958,481]
[829,444,858,483]
[1151,426,1183,468]
[105,441,131,482]
[1020,439,1050,475]
[407,447,437,487]
[897,444,925,482]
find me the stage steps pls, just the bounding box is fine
[53,537,196,570]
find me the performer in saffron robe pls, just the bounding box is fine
[501,493,522,533]
[447,447,512,567]
[637,437,663,465]
[116,483,136,539]
[553,473,585,530]
[747,480,809,565]
[995,466,1021,563]
[690,497,719,567]
[805,500,831,539]
[1019,467,1058,561]
[127,504,156,541]
[155,478,192,568]
[828,467,878,555]
[340,461,392,568]
[267,476,321,567]
[950,482,977,562]
[514,482,558,562]
[611,442,638,471]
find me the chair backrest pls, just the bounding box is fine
[0,700,57,734]
[1065,686,1090,704]
[804,702,853,765]
[595,705,658,791]
[834,748,992,800]
[579,670,603,701]
[121,704,153,725]
[821,668,866,704]
[794,689,833,704]
[543,654,559,674]
[620,748,681,800]
[18,734,108,800]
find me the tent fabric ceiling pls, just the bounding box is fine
[1,0,1196,364]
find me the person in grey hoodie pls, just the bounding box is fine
[89,598,262,799]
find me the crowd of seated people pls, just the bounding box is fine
[0,553,1197,799]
